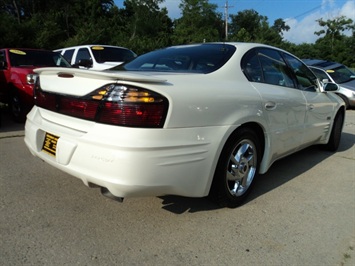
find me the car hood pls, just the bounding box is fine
[93,62,125,70]
[339,78,355,91]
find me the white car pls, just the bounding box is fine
[54,45,136,70]
[25,43,345,208]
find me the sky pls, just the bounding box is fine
[114,0,355,44]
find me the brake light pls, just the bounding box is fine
[34,83,168,128]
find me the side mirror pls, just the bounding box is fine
[72,59,93,69]
[77,59,93,68]
[323,82,339,92]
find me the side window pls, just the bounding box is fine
[258,49,295,88]
[311,68,330,82]
[283,53,319,91]
[75,48,91,64]
[242,50,262,82]
[242,48,295,88]
[62,49,75,63]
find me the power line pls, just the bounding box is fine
[285,4,322,21]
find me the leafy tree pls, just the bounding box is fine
[120,0,173,54]
[229,9,265,41]
[173,0,223,44]
[0,0,353,68]
[0,11,19,47]
[315,16,354,53]
[272,18,290,36]
[310,16,354,67]
[228,9,289,46]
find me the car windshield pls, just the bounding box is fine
[8,49,71,67]
[91,46,136,63]
[111,43,236,74]
[326,65,355,84]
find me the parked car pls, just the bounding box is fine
[0,48,71,121]
[303,59,355,109]
[54,45,137,70]
[25,43,345,208]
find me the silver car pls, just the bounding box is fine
[303,59,355,109]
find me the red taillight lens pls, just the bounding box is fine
[60,98,99,120]
[99,102,166,127]
[34,83,168,128]
[35,89,57,111]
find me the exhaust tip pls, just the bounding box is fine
[100,187,124,203]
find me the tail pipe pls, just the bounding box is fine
[100,187,124,203]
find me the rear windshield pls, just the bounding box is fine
[112,44,236,74]
[91,46,137,63]
[8,49,71,67]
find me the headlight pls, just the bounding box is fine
[27,74,38,84]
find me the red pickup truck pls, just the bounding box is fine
[0,48,71,122]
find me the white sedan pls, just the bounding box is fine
[24,43,345,208]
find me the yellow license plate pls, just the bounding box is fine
[42,132,59,156]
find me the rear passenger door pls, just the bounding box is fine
[242,48,307,159]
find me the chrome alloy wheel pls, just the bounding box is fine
[226,140,257,197]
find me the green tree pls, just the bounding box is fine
[229,9,264,41]
[228,9,288,46]
[315,16,354,53]
[55,0,116,47]
[124,0,173,53]
[272,18,290,36]
[172,0,223,44]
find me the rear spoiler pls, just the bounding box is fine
[34,67,167,83]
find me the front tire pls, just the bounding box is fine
[10,91,26,123]
[323,111,344,151]
[209,128,261,208]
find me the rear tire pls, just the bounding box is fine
[209,128,261,208]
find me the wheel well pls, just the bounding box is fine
[239,122,265,161]
[335,93,349,108]
[8,84,19,97]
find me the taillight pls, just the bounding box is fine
[34,83,168,128]
[60,98,100,120]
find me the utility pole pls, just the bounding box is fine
[224,1,233,40]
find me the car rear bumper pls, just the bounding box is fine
[24,106,234,198]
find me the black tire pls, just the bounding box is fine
[209,127,261,208]
[10,91,26,123]
[323,111,344,152]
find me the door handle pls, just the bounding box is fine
[264,101,277,110]
[308,104,315,110]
